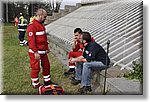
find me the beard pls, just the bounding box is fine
[41,19,45,24]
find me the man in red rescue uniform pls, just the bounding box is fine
[27,8,52,88]
[64,28,83,75]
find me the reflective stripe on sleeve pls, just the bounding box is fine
[35,31,45,35]
[29,49,47,54]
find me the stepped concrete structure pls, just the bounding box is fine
[46,0,143,94]
[46,0,143,70]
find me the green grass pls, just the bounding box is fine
[2,23,79,95]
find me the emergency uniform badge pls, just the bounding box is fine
[29,32,33,36]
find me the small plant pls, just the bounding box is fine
[124,61,143,83]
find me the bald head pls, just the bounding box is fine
[36,8,47,16]
[35,8,47,23]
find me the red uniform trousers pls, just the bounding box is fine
[68,51,82,68]
[28,52,50,78]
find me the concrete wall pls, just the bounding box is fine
[47,34,71,68]
[46,3,82,24]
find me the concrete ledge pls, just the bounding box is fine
[106,78,143,95]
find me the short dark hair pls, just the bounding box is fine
[74,28,82,34]
[82,32,91,43]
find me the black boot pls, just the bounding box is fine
[44,80,58,86]
[79,86,92,94]
[64,68,75,75]
[71,79,81,85]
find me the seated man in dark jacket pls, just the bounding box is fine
[69,32,110,93]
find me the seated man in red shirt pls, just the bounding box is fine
[64,28,83,75]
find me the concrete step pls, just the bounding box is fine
[92,66,142,95]
[106,78,142,95]
[92,74,142,95]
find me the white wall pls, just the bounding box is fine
[60,0,81,9]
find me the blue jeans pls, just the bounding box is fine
[75,61,107,86]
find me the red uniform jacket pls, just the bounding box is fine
[73,40,83,52]
[27,19,48,53]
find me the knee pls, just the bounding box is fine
[32,67,40,73]
[69,51,73,55]
[82,62,91,73]
[83,62,91,68]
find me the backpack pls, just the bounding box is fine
[38,85,64,95]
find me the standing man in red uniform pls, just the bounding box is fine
[27,8,52,88]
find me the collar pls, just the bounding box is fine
[34,19,43,24]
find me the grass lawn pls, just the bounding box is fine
[2,23,79,95]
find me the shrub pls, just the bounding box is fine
[124,61,143,83]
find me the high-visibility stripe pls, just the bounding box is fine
[20,43,24,46]
[43,75,51,82]
[38,51,46,54]
[69,66,75,68]
[18,24,27,26]
[36,31,45,35]
[29,49,47,54]
[44,78,50,82]
[31,78,40,87]
[24,40,28,44]
[31,78,39,81]
[43,75,50,79]
[20,40,27,44]
[18,29,26,31]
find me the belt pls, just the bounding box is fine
[29,49,48,54]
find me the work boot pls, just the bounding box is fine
[71,79,81,85]
[79,86,92,94]
[69,76,75,81]
[31,78,40,89]
[64,68,75,75]
[44,80,57,86]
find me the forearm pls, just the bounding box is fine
[72,43,76,50]
[75,56,87,62]
[72,39,77,50]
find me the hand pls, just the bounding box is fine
[34,52,40,60]
[73,37,78,43]
[46,49,50,53]
[72,38,78,49]
[68,58,72,63]
[69,58,76,63]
